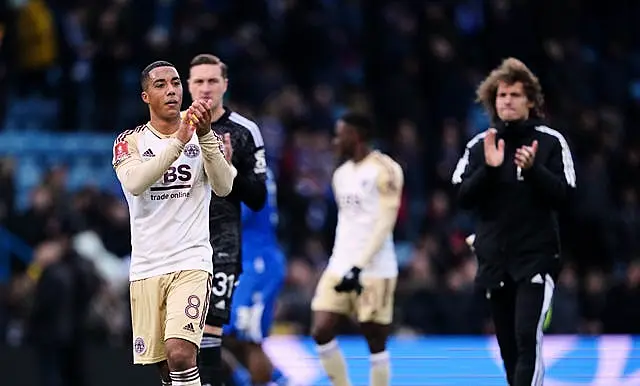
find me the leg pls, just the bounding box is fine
[311,271,353,386]
[220,345,252,386]
[258,255,289,386]
[223,271,271,384]
[165,270,213,386]
[201,263,239,386]
[220,341,272,385]
[514,273,554,386]
[245,343,274,384]
[357,277,396,386]
[165,339,200,385]
[157,362,171,385]
[488,279,518,385]
[130,276,169,381]
[223,274,289,385]
[233,269,287,385]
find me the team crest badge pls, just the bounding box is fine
[184,144,200,158]
[134,337,146,355]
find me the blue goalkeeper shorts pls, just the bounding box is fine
[223,248,285,342]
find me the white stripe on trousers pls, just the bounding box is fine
[531,274,555,386]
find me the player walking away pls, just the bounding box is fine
[112,61,236,386]
[451,58,576,386]
[222,167,289,386]
[311,112,404,386]
[186,54,268,386]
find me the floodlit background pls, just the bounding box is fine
[1,0,640,385]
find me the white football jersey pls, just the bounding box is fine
[112,124,213,281]
[328,151,403,278]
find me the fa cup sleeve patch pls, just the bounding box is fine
[113,141,131,167]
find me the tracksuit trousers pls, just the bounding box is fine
[488,273,555,386]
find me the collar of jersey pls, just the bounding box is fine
[496,118,540,138]
[145,122,174,139]
[212,106,232,125]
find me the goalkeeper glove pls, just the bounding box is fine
[334,267,363,295]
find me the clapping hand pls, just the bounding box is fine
[484,129,505,167]
[187,99,214,137]
[515,141,538,170]
[176,113,197,145]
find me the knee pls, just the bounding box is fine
[165,339,197,371]
[515,328,538,352]
[365,335,387,354]
[311,323,335,345]
[246,344,272,383]
[360,323,390,353]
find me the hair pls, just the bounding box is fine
[476,57,545,123]
[140,60,175,90]
[340,111,375,141]
[189,54,228,78]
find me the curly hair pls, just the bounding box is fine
[476,58,545,123]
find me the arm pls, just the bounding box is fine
[230,129,267,211]
[451,141,498,209]
[113,133,184,196]
[199,131,237,197]
[353,162,404,269]
[524,136,577,207]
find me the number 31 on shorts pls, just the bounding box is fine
[212,272,236,299]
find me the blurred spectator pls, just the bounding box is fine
[547,264,580,334]
[1,0,640,344]
[21,235,99,386]
[602,261,640,334]
[580,270,607,335]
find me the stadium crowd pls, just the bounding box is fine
[1,0,640,349]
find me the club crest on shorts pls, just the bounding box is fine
[134,337,146,355]
[184,144,200,158]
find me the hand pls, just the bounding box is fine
[515,140,538,170]
[334,267,363,295]
[465,234,476,252]
[188,99,213,137]
[223,133,233,163]
[176,112,197,145]
[483,128,505,167]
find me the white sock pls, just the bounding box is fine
[370,351,390,386]
[317,340,352,386]
[170,367,200,386]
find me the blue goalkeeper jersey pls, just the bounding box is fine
[240,168,285,274]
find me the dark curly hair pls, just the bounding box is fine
[476,57,545,124]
